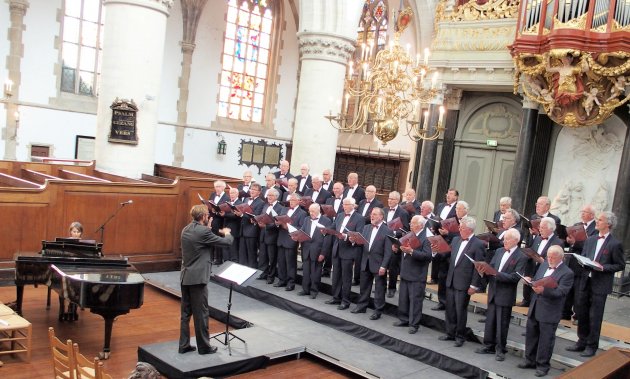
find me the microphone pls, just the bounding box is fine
[121,200,133,206]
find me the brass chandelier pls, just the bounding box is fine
[325,7,445,146]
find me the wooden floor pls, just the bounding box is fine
[0,285,346,379]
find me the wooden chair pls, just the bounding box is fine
[48,327,76,379]
[73,342,112,379]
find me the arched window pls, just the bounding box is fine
[218,0,274,123]
[357,0,388,57]
[60,0,105,96]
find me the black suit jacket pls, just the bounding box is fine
[259,202,285,244]
[277,207,307,249]
[446,236,486,290]
[325,196,345,218]
[400,199,421,217]
[399,230,432,282]
[240,197,265,238]
[343,185,366,204]
[487,247,528,307]
[525,234,564,275]
[357,198,384,224]
[295,174,312,195]
[300,216,333,260]
[493,210,503,223]
[385,206,410,238]
[530,212,562,227]
[209,192,229,232]
[566,221,597,272]
[222,199,243,238]
[331,212,365,260]
[303,187,332,205]
[529,262,574,324]
[578,234,625,295]
[360,223,393,273]
[436,201,457,220]
[180,221,234,285]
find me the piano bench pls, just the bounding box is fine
[0,314,32,362]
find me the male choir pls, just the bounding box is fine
[204,164,625,377]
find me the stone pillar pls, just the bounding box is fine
[434,88,463,201]
[3,0,28,160]
[95,0,172,178]
[172,0,207,167]
[291,0,364,175]
[417,102,442,202]
[612,113,630,260]
[509,97,538,212]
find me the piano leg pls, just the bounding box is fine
[15,285,24,315]
[94,309,129,360]
[47,286,52,310]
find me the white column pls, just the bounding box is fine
[291,0,363,176]
[95,0,172,178]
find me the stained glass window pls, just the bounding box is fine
[61,0,105,96]
[218,0,273,123]
[357,0,388,56]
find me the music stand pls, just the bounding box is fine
[211,261,257,355]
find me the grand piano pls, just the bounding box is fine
[15,239,145,359]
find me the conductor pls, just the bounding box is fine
[179,205,233,355]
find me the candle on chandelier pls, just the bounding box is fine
[416,53,421,67]
[361,43,367,61]
[347,61,353,80]
[423,110,429,130]
[4,79,13,96]
[438,106,445,125]
[424,48,430,65]
[393,60,399,74]
[431,72,438,89]
[363,63,369,80]
[377,97,383,115]
[368,41,374,60]
[406,43,411,56]
[344,93,350,114]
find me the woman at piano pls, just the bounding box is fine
[69,221,83,239]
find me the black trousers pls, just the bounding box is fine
[436,258,449,307]
[445,287,471,342]
[258,242,278,280]
[483,301,512,353]
[302,255,323,294]
[398,279,425,327]
[387,253,401,290]
[179,283,211,352]
[277,246,298,287]
[353,249,362,283]
[331,256,354,305]
[239,236,258,268]
[575,277,607,349]
[525,313,559,374]
[356,269,386,313]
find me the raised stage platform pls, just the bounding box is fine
[143,267,628,379]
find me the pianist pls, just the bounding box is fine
[68,221,83,238]
[179,205,233,355]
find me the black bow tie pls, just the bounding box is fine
[461,238,469,241]
[541,237,548,241]
[598,235,606,239]
[548,267,555,270]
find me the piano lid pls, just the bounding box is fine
[50,264,144,284]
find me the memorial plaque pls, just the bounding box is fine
[109,98,138,144]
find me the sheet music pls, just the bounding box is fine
[218,264,258,286]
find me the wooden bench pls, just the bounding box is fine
[0,304,32,362]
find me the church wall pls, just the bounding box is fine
[157,0,183,123]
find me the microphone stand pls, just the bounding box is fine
[94,203,130,244]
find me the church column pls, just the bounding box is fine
[612,115,630,260]
[172,0,207,167]
[509,98,538,212]
[417,102,442,202]
[291,33,355,175]
[3,0,28,160]
[434,88,463,200]
[95,0,173,178]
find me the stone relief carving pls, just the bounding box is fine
[550,125,623,222]
[298,34,355,63]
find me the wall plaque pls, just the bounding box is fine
[109,98,138,144]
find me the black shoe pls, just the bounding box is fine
[285,285,295,291]
[297,290,310,296]
[495,352,505,361]
[475,347,495,354]
[431,304,446,311]
[325,299,341,305]
[198,346,218,355]
[516,301,529,307]
[352,280,360,286]
[178,345,196,354]
[534,370,548,377]
[438,335,455,341]
[351,307,366,314]
[310,293,318,299]
[566,344,585,352]
[337,304,349,310]
[256,275,267,280]
[369,312,381,320]
[517,362,536,369]
[321,272,331,278]
[393,321,409,327]
[453,340,464,347]
[478,318,486,323]
[273,282,286,287]
[212,260,223,265]
[580,348,596,357]
[408,326,418,334]
[387,289,396,298]
[267,278,275,284]
[427,280,437,285]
